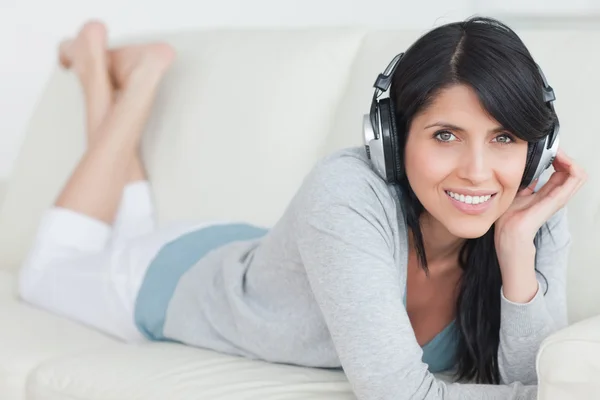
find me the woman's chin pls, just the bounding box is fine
[446,221,493,240]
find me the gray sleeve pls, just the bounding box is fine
[294,157,537,400]
[498,207,570,385]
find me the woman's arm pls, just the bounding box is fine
[293,154,537,400]
[497,207,570,385]
[494,149,584,385]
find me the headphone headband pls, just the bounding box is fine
[536,64,559,150]
[374,53,404,95]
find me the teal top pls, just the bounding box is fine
[402,293,458,372]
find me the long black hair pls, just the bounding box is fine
[389,16,557,384]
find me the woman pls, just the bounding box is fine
[19,16,586,400]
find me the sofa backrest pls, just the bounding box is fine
[0,27,598,323]
[0,28,366,266]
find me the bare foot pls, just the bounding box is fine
[58,21,109,81]
[59,20,115,145]
[109,43,176,90]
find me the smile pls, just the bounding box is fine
[445,191,494,205]
[444,190,497,215]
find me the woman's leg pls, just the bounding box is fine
[107,42,179,245]
[18,20,175,341]
[109,45,150,187]
[60,22,157,245]
[54,23,174,224]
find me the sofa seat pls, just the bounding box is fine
[0,271,116,399]
[27,343,354,400]
[0,272,356,400]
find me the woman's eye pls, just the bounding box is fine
[493,134,513,144]
[435,131,456,142]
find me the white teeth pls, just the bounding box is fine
[446,191,493,204]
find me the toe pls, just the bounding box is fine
[79,20,108,41]
[58,39,74,68]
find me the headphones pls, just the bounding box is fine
[363,53,560,189]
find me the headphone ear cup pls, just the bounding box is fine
[378,97,403,183]
[521,139,545,189]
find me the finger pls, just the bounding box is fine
[527,185,569,224]
[525,172,573,219]
[552,150,588,190]
[527,151,587,222]
[513,174,561,211]
[517,178,539,197]
[552,149,582,177]
[532,171,567,199]
[535,171,582,215]
[551,149,571,172]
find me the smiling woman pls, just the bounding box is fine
[17,16,585,400]
[381,16,586,388]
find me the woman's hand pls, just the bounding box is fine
[496,149,586,247]
[494,149,586,302]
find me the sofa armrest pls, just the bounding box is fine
[537,314,600,400]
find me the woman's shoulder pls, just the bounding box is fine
[303,146,390,192]
[292,146,402,219]
[290,146,408,256]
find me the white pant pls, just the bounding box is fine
[18,182,206,342]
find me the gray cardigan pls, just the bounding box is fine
[135,147,570,400]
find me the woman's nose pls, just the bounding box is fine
[456,146,493,185]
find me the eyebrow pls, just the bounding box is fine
[424,122,507,134]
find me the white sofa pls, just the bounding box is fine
[0,26,599,400]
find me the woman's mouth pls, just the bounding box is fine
[444,190,497,214]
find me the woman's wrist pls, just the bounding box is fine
[497,242,539,303]
[501,270,539,303]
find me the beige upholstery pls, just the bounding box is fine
[0,27,598,399]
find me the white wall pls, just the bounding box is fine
[478,0,600,15]
[1,0,598,179]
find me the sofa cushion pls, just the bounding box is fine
[537,314,600,400]
[0,273,117,400]
[27,342,354,400]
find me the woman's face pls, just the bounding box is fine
[404,84,529,239]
